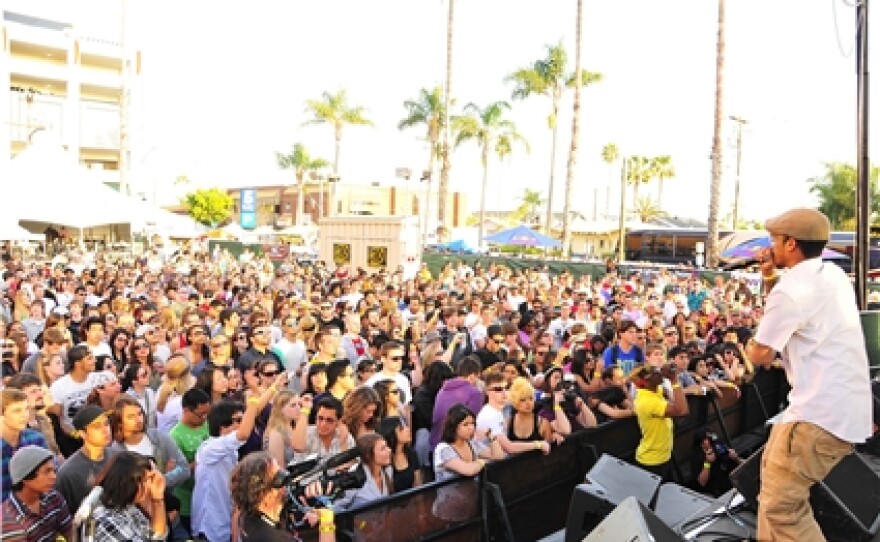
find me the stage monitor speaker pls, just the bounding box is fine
[582,496,682,542]
[564,455,662,542]
[731,446,880,542]
[653,483,714,528]
[584,454,662,507]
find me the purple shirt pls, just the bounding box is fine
[430,378,484,449]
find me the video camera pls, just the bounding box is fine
[277,447,367,531]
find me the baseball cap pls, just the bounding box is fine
[72,404,109,430]
[9,446,54,484]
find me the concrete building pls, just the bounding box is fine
[1,3,142,191]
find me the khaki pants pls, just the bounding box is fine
[757,421,853,541]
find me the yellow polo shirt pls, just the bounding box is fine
[634,387,673,466]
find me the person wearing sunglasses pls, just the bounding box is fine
[191,373,286,542]
[364,341,412,408]
[475,372,550,457]
[236,325,282,376]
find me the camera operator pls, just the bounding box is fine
[538,367,596,432]
[229,451,336,542]
[691,428,741,497]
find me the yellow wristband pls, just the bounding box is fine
[477,459,486,469]
[317,508,334,524]
[247,397,260,405]
[554,405,563,412]
[300,407,312,415]
[672,384,682,389]
[319,525,336,533]
[703,462,711,469]
[534,441,543,450]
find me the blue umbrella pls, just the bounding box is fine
[483,225,562,248]
[722,236,849,261]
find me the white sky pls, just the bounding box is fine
[14,0,872,223]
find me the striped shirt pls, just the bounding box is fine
[1,430,49,501]
[0,489,71,542]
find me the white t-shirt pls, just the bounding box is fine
[157,394,183,434]
[476,404,506,437]
[50,371,112,426]
[79,341,112,359]
[364,371,412,406]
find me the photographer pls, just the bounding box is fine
[691,428,740,497]
[538,367,596,433]
[229,451,336,542]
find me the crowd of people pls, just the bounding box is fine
[0,240,789,541]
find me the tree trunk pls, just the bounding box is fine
[297,173,305,226]
[707,0,725,268]
[544,100,560,236]
[423,144,435,244]
[438,0,455,228]
[562,0,584,256]
[478,146,490,251]
[332,130,342,217]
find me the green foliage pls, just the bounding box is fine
[808,162,880,229]
[183,188,234,227]
[303,89,373,134]
[276,143,329,182]
[601,143,619,164]
[453,101,529,163]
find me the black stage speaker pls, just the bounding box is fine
[582,496,682,542]
[564,454,662,542]
[731,446,880,542]
[653,482,714,528]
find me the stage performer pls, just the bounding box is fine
[747,207,872,541]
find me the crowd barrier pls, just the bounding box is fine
[332,368,788,542]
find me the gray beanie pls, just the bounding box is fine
[9,446,53,485]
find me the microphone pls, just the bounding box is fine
[325,447,361,470]
[73,486,103,527]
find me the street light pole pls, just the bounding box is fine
[617,157,628,262]
[729,115,748,229]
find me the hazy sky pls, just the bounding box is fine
[15,0,872,222]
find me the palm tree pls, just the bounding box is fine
[454,101,529,248]
[562,0,589,255]
[626,155,653,210]
[601,143,619,218]
[303,90,373,215]
[438,0,456,229]
[521,188,544,223]
[399,86,446,240]
[634,196,665,223]
[507,42,601,236]
[651,155,675,210]
[707,0,726,267]
[276,143,330,225]
[808,162,880,229]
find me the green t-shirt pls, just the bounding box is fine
[169,421,209,517]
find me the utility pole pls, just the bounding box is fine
[118,0,131,196]
[617,158,628,263]
[855,0,870,310]
[729,115,748,230]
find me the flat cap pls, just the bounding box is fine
[764,208,830,242]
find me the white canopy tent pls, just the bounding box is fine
[0,221,42,242]
[9,134,202,239]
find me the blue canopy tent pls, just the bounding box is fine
[435,239,477,253]
[483,225,561,248]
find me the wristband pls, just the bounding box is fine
[703,462,711,469]
[672,384,682,389]
[534,441,543,450]
[554,405,563,412]
[268,385,278,393]
[247,397,260,405]
[300,407,312,415]
[317,508,334,524]
[319,525,336,533]
[477,459,486,469]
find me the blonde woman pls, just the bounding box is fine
[263,390,300,468]
[156,355,195,433]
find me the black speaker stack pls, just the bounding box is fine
[564,451,880,542]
